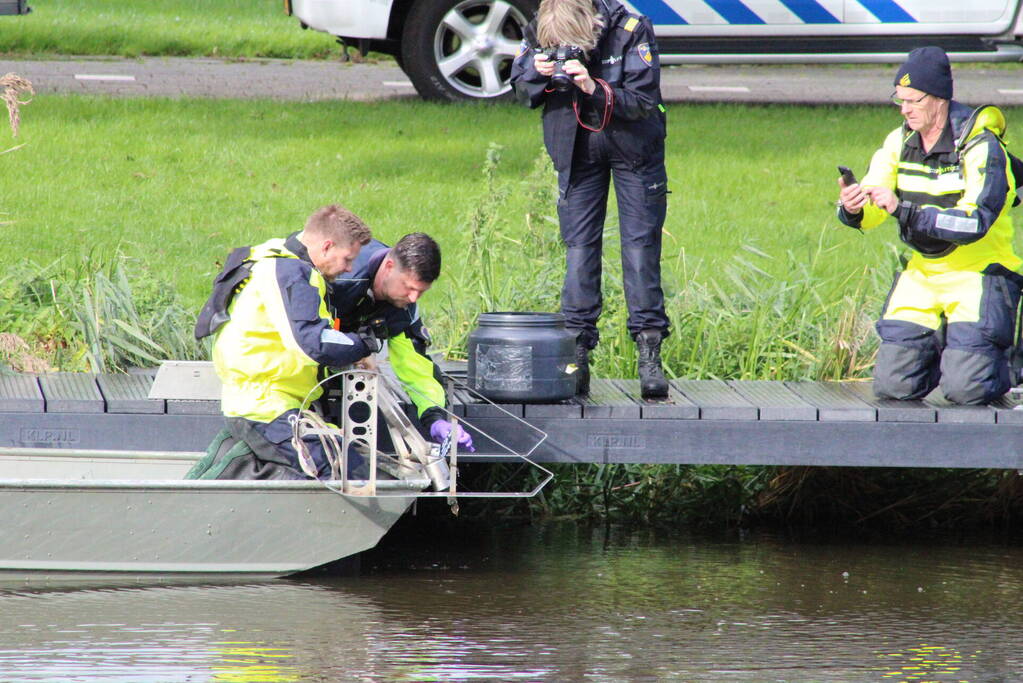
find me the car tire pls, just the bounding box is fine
[401,0,537,102]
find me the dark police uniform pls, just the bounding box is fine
[328,239,447,428]
[510,0,670,350]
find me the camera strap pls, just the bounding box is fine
[573,78,613,132]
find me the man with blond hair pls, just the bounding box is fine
[510,0,671,400]
[196,204,378,478]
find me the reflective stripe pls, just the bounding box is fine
[704,0,764,24]
[777,0,839,23]
[635,0,919,26]
[896,171,965,196]
[935,213,980,234]
[628,0,688,24]
[320,329,355,345]
[898,161,937,175]
[854,0,917,23]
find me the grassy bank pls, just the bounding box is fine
[4,94,1023,530]
[1,94,940,375]
[0,0,341,59]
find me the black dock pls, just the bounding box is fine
[2,371,1022,469]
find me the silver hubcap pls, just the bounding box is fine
[433,0,528,98]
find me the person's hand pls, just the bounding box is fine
[533,53,555,77]
[837,176,868,214]
[429,419,475,452]
[355,355,378,372]
[562,59,595,94]
[866,186,899,214]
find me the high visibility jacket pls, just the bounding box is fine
[328,240,446,426]
[213,235,370,422]
[509,0,666,175]
[839,101,1020,275]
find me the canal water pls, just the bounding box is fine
[0,520,1021,682]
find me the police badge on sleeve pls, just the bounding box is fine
[637,43,653,67]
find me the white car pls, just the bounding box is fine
[286,0,1023,101]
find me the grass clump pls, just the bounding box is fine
[0,257,205,373]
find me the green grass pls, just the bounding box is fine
[1,95,1021,377]
[0,0,343,59]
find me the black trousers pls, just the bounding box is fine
[556,128,670,349]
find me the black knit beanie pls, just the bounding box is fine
[893,46,953,100]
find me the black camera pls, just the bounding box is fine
[542,45,586,91]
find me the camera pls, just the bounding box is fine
[542,45,586,91]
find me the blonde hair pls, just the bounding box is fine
[304,204,372,247]
[537,0,603,51]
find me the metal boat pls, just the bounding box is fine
[0,446,421,579]
[0,365,550,580]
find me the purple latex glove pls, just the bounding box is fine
[429,419,475,452]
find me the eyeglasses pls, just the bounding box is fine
[891,92,929,107]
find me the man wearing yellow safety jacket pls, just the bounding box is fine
[838,46,1023,405]
[203,205,376,478]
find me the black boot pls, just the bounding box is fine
[574,343,591,396]
[636,329,668,399]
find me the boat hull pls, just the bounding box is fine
[0,448,417,579]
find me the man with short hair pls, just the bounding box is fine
[329,232,472,450]
[837,46,1022,404]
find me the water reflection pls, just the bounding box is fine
[0,524,1021,681]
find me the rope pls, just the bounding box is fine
[288,408,345,480]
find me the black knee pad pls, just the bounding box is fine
[940,348,1010,405]
[873,342,940,400]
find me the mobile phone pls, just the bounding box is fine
[838,165,857,186]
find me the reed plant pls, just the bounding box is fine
[0,255,204,373]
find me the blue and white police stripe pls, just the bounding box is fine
[626,0,919,25]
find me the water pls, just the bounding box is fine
[0,521,1021,682]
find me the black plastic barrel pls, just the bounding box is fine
[467,312,576,402]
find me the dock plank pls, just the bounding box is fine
[97,372,165,415]
[524,399,582,419]
[166,400,221,416]
[784,381,876,422]
[992,393,1023,424]
[38,373,105,414]
[726,380,816,421]
[579,379,641,419]
[613,379,698,419]
[841,382,936,423]
[454,389,524,419]
[0,374,44,413]
[925,393,996,424]
[672,380,758,421]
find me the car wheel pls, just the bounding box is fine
[402,0,536,101]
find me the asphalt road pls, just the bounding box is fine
[2,56,1022,105]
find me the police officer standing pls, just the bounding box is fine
[510,0,671,399]
[838,47,1023,404]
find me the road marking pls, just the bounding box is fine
[75,74,137,82]
[382,80,415,88]
[998,89,1023,95]
[688,85,750,93]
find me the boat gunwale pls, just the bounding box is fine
[0,477,432,492]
